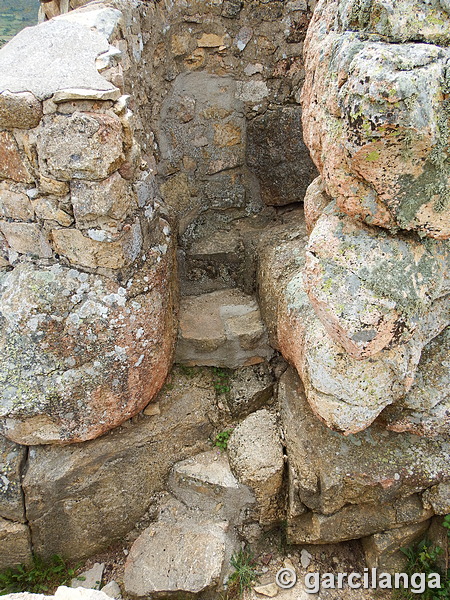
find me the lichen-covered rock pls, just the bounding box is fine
[423,482,450,515]
[280,367,450,518]
[381,325,450,437]
[302,0,450,239]
[0,435,26,522]
[303,211,450,359]
[259,208,450,434]
[338,0,450,45]
[23,367,216,560]
[0,229,176,445]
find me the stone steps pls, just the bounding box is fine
[175,288,273,368]
[124,451,255,598]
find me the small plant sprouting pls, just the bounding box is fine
[227,548,259,598]
[213,367,231,395]
[0,554,80,596]
[178,364,197,379]
[214,429,233,452]
[393,515,450,600]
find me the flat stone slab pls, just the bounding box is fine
[0,15,117,100]
[176,289,273,368]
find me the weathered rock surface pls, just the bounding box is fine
[226,364,274,418]
[168,450,255,521]
[176,289,272,368]
[303,176,330,234]
[362,521,430,572]
[0,13,119,100]
[303,211,450,359]
[280,367,450,517]
[302,0,450,239]
[338,0,450,45]
[0,239,175,445]
[423,482,450,515]
[2,588,113,600]
[0,435,26,522]
[71,564,104,590]
[0,222,52,259]
[0,91,42,130]
[381,326,450,437]
[257,208,309,347]
[71,174,136,231]
[51,223,142,270]
[246,106,317,206]
[259,209,450,434]
[22,367,216,560]
[0,518,32,568]
[37,112,124,181]
[0,132,33,183]
[288,494,432,544]
[124,498,233,598]
[227,409,284,525]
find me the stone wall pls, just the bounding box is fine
[0,0,449,586]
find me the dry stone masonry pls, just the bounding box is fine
[0,0,449,595]
[0,3,177,446]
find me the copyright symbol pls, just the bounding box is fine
[276,567,297,589]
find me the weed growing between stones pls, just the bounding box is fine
[214,429,233,452]
[213,367,231,395]
[227,548,259,598]
[0,554,81,595]
[394,516,450,599]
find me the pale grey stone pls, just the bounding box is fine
[124,499,233,597]
[228,410,283,525]
[71,564,105,591]
[58,7,122,41]
[100,582,121,600]
[168,450,255,521]
[0,20,117,100]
